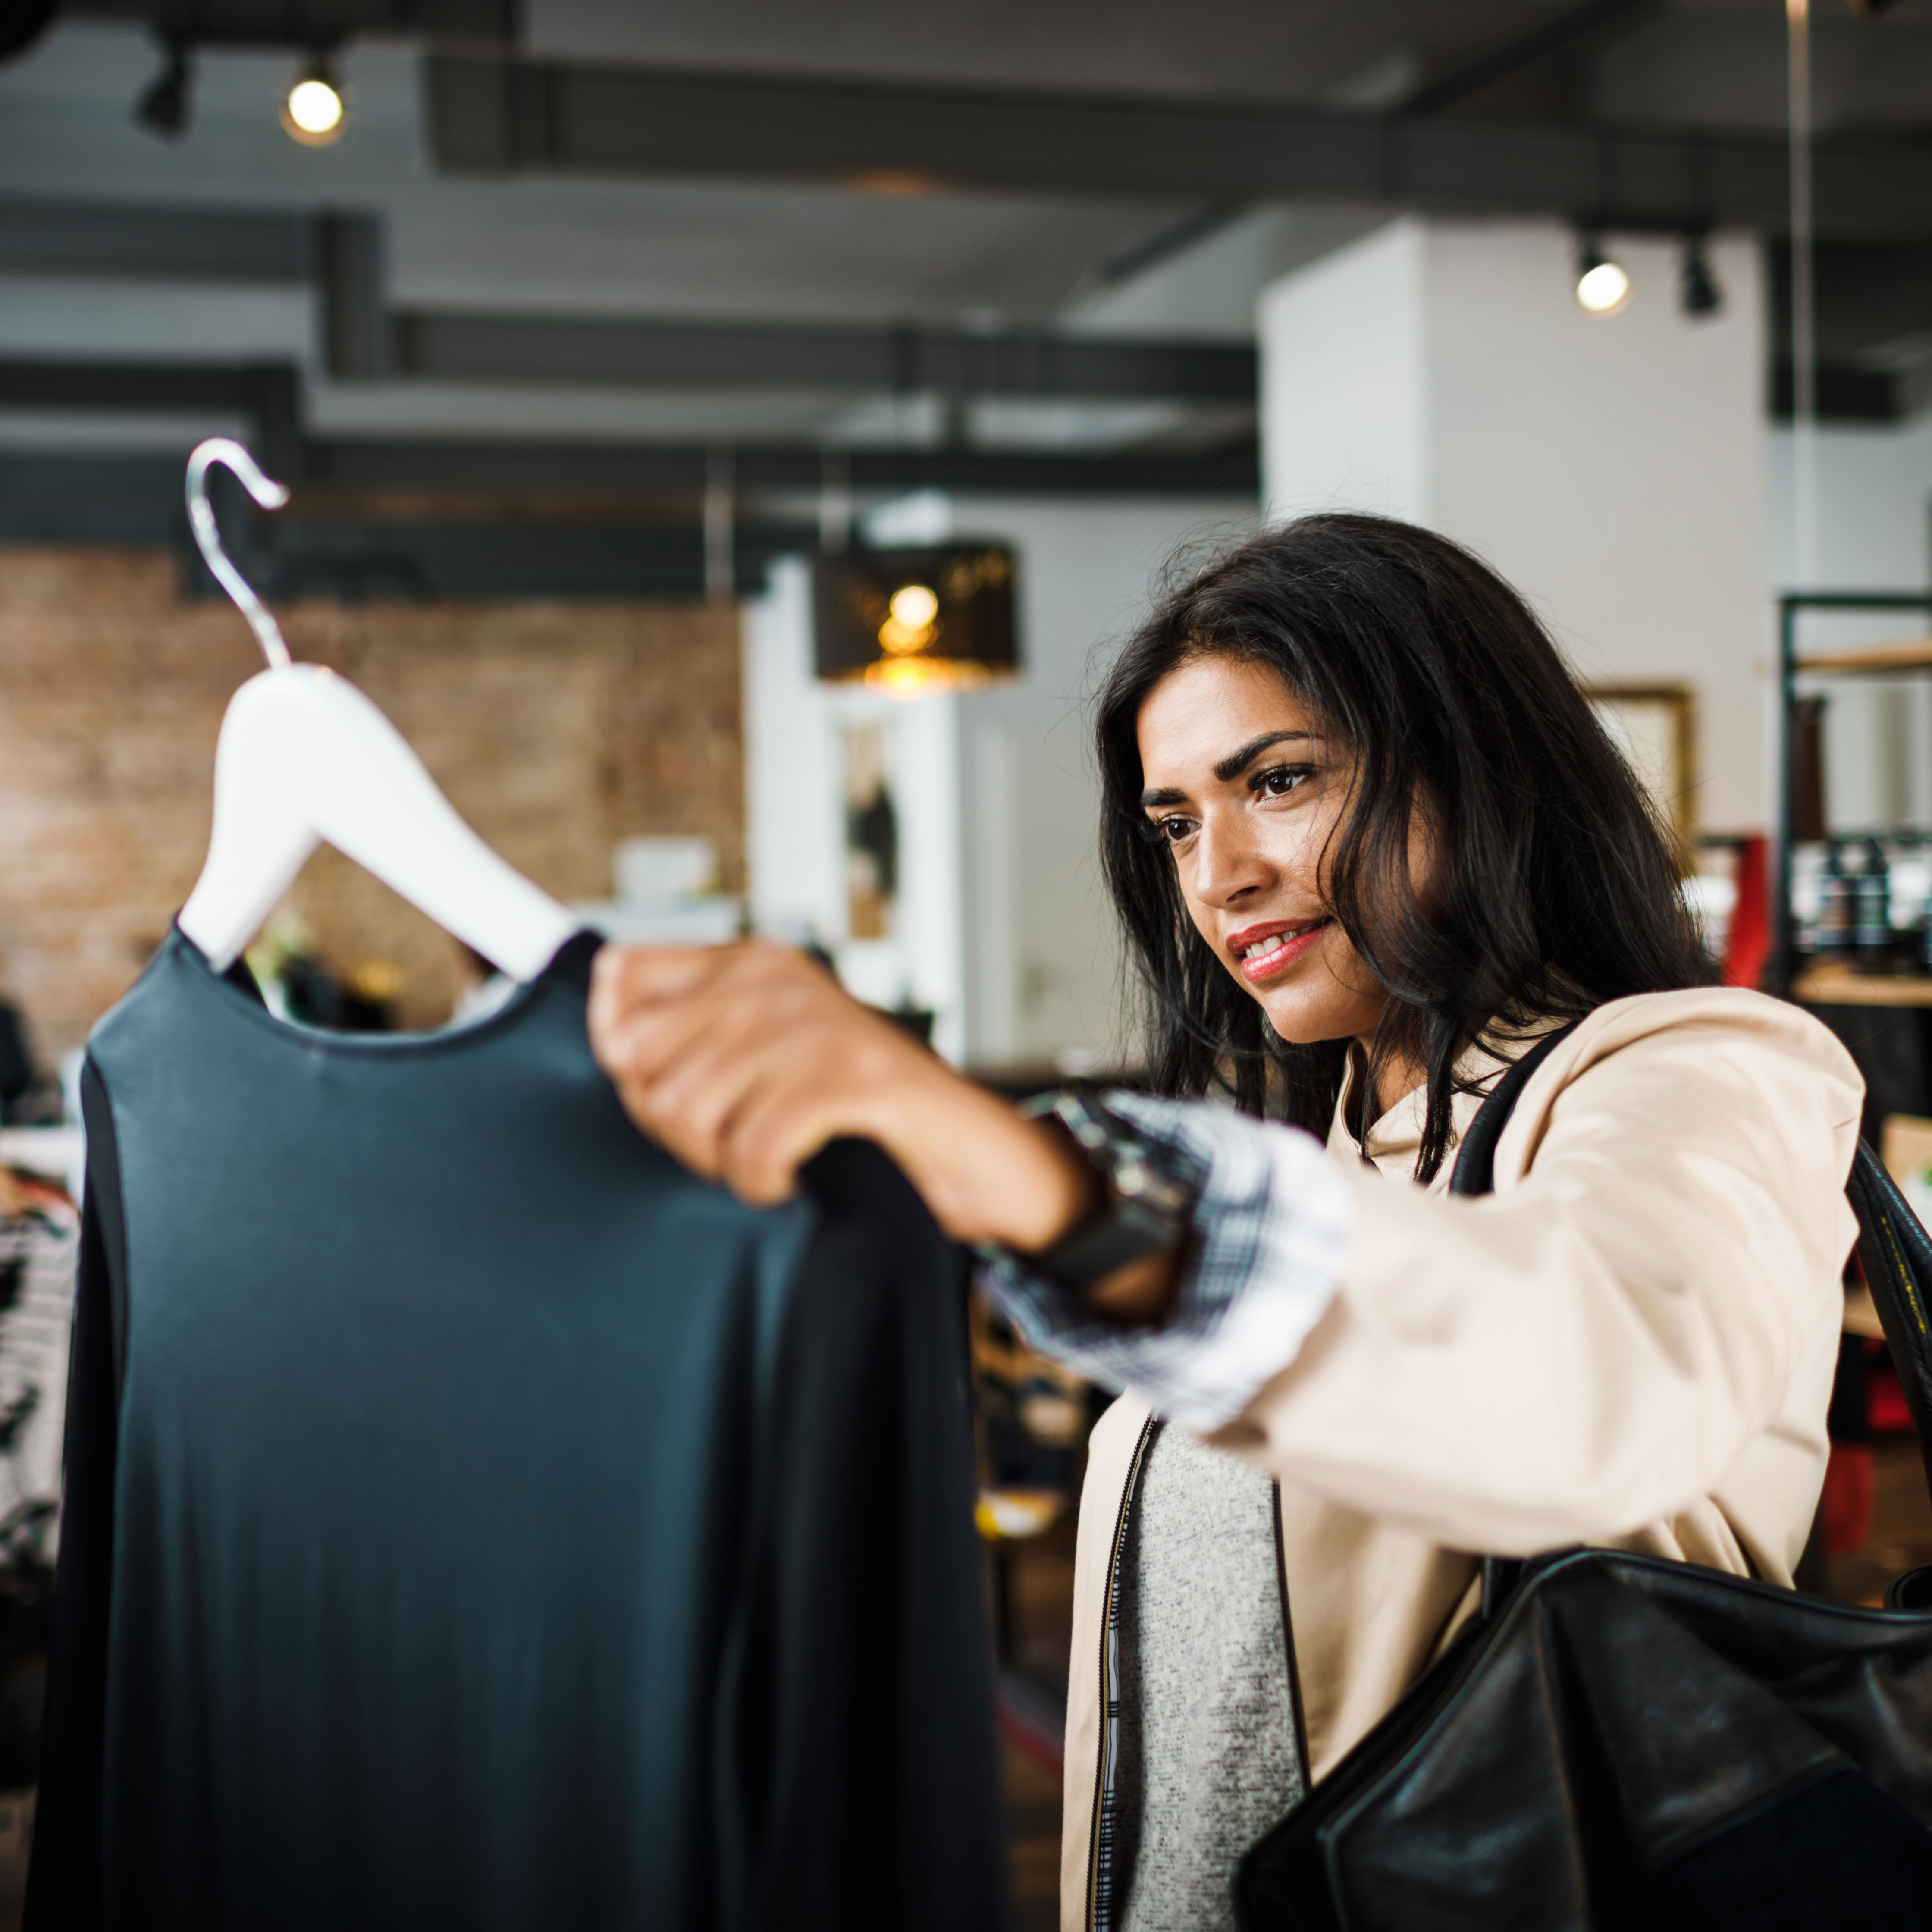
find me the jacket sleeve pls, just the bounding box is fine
[979,1095,1352,1432]
[1206,992,1863,1554]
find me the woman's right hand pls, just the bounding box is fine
[587,939,1102,1252]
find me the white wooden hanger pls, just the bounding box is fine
[176,439,579,980]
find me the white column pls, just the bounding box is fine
[1259,217,1768,833]
[745,499,1260,1073]
[1258,219,1430,526]
[742,555,968,1062]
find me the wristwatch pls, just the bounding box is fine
[1016,1087,1196,1292]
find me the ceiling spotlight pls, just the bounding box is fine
[135,38,192,141]
[282,55,345,146]
[1681,234,1723,318]
[1575,238,1632,317]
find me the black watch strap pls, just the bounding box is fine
[1018,1088,1194,1291]
[1029,1193,1185,1287]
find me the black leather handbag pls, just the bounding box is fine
[1236,1022,1932,1932]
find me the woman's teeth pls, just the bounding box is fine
[1242,926,1316,961]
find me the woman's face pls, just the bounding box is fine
[1135,652,1391,1047]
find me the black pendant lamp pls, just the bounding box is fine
[812,544,1019,693]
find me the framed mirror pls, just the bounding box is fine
[1586,684,1697,859]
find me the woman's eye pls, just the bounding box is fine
[1147,814,1198,845]
[1255,765,1311,798]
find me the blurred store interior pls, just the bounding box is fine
[5,2,1932,1075]
[7,2,1932,1924]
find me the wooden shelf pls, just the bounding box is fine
[1795,638,1932,675]
[1794,966,1932,1007]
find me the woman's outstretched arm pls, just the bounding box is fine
[588,938,1348,1396]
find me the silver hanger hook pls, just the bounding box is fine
[185,438,293,671]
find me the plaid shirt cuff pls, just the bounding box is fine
[979,1092,1354,1433]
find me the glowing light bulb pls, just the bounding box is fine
[888,584,939,630]
[1576,259,1631,317]
[877,582,941,656]
[283,71,344,145]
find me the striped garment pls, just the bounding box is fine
[0,1197,79,1537]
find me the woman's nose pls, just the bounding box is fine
[1188,814,1275,907]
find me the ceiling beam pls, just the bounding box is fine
[1768,239,1932,362]
[304,433,1261,499]
[423,53,1932,243]
[0,197,313,281]
[0,358,1260,496]
[389,311,1256,400]
[0,202,1251,398]
[0,359,255,410]
[1091,0,1659,295]
[60,0,518,49]
[13,194,1930,393]
[0,450,817,596]
[1400,0,1653,119]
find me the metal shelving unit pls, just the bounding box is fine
[1772,591,1932,1003]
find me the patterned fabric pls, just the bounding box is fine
[0,1201,78,1530]
[979,1091,1354,1432]
[1110,1424,1305,1932]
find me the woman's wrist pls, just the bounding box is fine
[1012,1095,1195,1324]
[875,1069,1187,1326]
[865,1058,1102,1251]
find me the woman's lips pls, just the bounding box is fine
[1229,919,1330,984]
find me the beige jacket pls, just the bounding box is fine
[1060,987,1863,1931]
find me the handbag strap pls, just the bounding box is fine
[1447,1019,1586,1199]
[1447,1020,1584,1615]
[1846,1142,1932,1504]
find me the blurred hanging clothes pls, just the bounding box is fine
[0,1007,31,1119]
[27,928,1005,1932]
[0,1171,78,1791]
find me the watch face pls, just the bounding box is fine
[1047,1090,1195,1215]
[1037,1198,1177,1289]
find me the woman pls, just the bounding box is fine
[587,516,1861,1932]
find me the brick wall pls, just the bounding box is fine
[0,546,744,1054]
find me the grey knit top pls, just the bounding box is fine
[1109,1423,1307,1932]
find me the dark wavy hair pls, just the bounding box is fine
[1096,513,1709,1181]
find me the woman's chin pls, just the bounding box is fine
[1248,961,1386,1047]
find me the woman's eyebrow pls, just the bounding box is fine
[1214,729,1317,782]
[1139,730,1318,808]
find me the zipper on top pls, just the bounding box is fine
[1270,1478,1312,1789]
[1087,1413,1158,1932]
